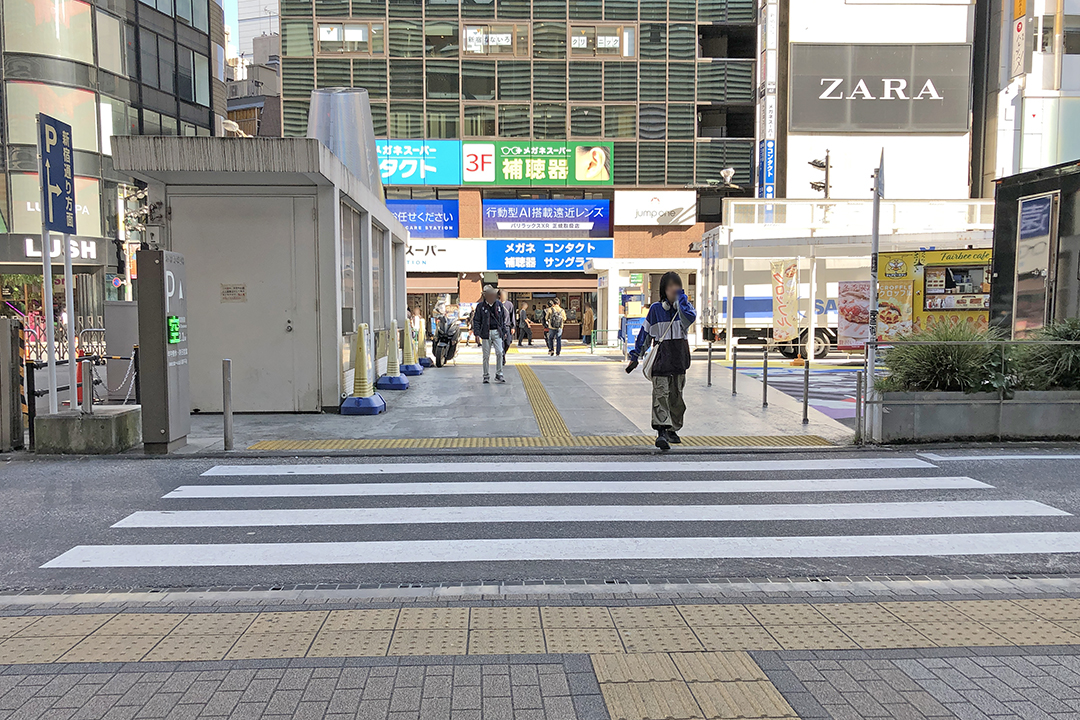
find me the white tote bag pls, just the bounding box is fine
[641,308,677,381]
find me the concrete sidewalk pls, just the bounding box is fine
[182,349,852,453]
[2,578,1080,720]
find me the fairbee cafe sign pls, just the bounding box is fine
[614,191,697,227]
[789,44,972,133]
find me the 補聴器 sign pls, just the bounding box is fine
[789,44,972,133]
[487,239,614,271]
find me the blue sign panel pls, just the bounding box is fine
[386,200,459,238]
[481,200,610,239]
[37,113,76,234]
[487,239,614,271]
[376,140,462,185]
[762,139,776,200]
[1019,195,1053,239]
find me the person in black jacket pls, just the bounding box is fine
[472,285,511,383]
[626,272,697,451]
[517,302,533,346]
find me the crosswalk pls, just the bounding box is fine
[40,457,1080,573]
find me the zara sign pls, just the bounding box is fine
[789,44,972,133]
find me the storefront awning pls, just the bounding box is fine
[407,273,458,293]
[498,277,597,291]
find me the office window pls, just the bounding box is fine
[353,59,388,96]
[140,29,159,87]
[462,60,495,99]
[192,0,208,31]
[464,24,528,55]
[668,104,693,138]
[499,104,529,136]
[283,20,314,56]
[143,109,162,134]
[427,60,459,98]
[390,59,423,97]
[124,24,137,78]
[318,22,383,54]
[176,0,191,23]
[97,13,125,75]
[639,104,665,139]
[194,52,210,105]
[533,103,565,138]
[389,20,423,57]
[463,0,495,18]
[370,102,386,135]
[177,48,194,99]
[315,0,348,15]
[157,0,173,18]
[162,115,178,135]
[639,23,665,59]
[604,0,635,20]
[497,60,530,99]
[1066,16,1080,53]
[317,58,350,86]
[497,0,529,19]
[570,24,635,57]
[426,0,458,17]
[181,121,196,135]
[668,0,693,19]
[426,102,459,137]
[464,105,495,135]
[603,61,636,100]
[568,62,600,100]
[640,0,665,20]
[570,106,601,136]
[533,61,566,100]
[5,0,93,62]
[388,102,423,137]
[99,96,128,155]
[604,105,635,137]
[532,23,566,58]
[353,0,384,14]
[425,21,458,56]
[158,37,175,94]
[668,23,695,59]
[534,0,565,18]
[667,142,693,185]
[571,0,601,19]
[638,142,665,183]
[639,61,665,100]
[613,141,636,183]
[668,61,694,101]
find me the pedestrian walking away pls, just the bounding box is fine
[626,272,697,451]
[517,302,534,346]
[473,285,511,384]
[582,303,595,344]
[542,300,554,355]
[501,290,514,363]
[548,298,566,356]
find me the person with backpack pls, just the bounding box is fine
[548,298,566,356]
[625,272,697,451]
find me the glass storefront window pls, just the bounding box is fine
[2,0,93,63]
[5,81,98,151]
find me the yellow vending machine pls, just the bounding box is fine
[876,249,992,340]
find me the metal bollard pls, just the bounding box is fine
[802,351,811,425]
[854,370,864,445]
[25,360,35,449]
[81,359,93,414]
[762,344,769,408]
[133,345,141,404]
[731,345,737,396]
[707,341,713,387]
[223,359,234,451]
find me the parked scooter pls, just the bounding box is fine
[432,314,460,368]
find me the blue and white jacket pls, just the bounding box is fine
[630,290,697,376]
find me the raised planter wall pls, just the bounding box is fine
[876,390,1080,442]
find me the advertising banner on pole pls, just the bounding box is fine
[838,280,871,350]
[770,259,799,342]
[386,200,459,238]
[481,200,610,238]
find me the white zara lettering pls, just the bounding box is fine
[23,237,98,260]
[818,77,944,101]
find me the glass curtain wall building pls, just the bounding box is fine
[278,0,756,188]
[0,0,226,355]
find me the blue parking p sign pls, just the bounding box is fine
[37,113,76,234]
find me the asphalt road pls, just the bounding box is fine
[5,449,1080,590]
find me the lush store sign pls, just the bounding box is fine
[376,140,614,186]
[481,200,610,238]
[487,239,614,271]
[386,200,459,238]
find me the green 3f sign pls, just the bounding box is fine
[462,141,614,186]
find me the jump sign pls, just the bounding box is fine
[37,113,76,234]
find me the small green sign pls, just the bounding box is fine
[167,316,181,344]
[630,273,644,285]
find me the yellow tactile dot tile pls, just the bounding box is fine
[678,605,759,627]
[246,611,328,634]
[671,652,768,683]
[812,603,902,625]
[592,653,681,683]
[545,628,625,654]
[59,635,165,663]
[13,614,114,637]
[983,621,1080,646]
[0,635,84,664]
[619,627,704,654]
[94,613,186,636]
[748,604,829,626]
[879,602,972,624]
[947,600,1042,623]
[322,609,400,632]
[1014,598,1080,620]
[171,613,258,635]
[470,607,541,629]
[541,606,615,628]
[0,617,41,638]
[610,606,689,629]
[835,623,936,649]
[397,608,470,630]
[764,625,858,650]
[143,634,242,662]
[693,626,781,652]
[689,681,798,719]
[600,681,704,720]
[467,629,546,655]
[389,629,469,655]
[227,631,316,659]
[308,630,393,657]
[907,622,1010,647]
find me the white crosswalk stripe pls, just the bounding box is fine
[39,460,1080,571]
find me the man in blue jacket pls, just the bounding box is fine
[626,272,697,450]
[472,284,512,384]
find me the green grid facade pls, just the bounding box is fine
[279,0,756,186]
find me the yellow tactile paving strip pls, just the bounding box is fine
[247,434,833,450]
[2,599,1080,666]
[516,364,572,437]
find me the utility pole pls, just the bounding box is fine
[867,150,884,441]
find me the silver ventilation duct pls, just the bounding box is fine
[306,87,383,192]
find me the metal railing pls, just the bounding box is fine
[720,198,995,234]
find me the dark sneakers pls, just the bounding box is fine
[666,430,682,444]
[655,431,670,451]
